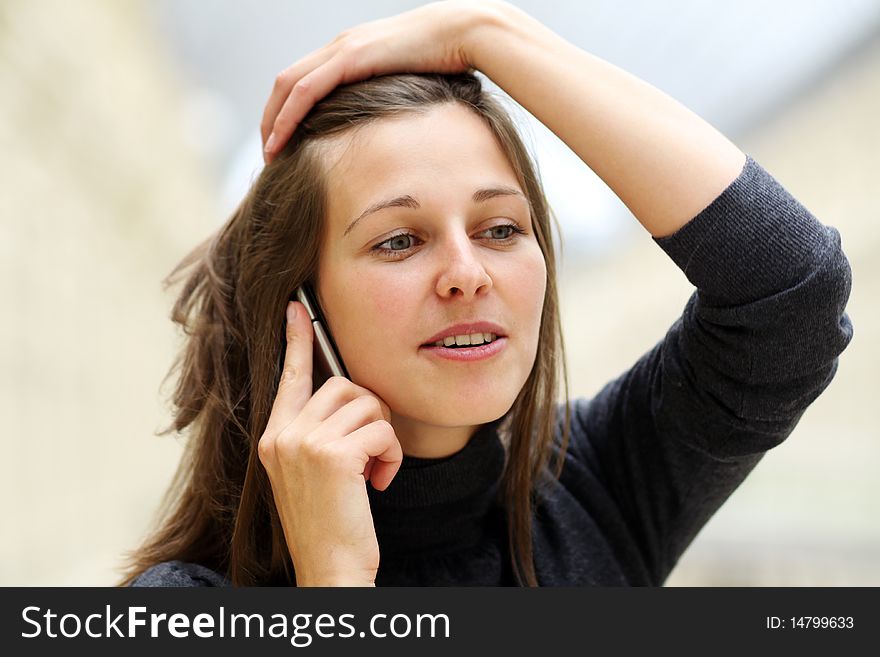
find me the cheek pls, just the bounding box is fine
[371,280,411,319]
[513,247,548,315]
[348,270,412,320]
[332,271,419,391]
[334,268,417,356]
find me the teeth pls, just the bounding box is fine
[433,332,499,347]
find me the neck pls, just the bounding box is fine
[389,411,478,458]
[366,417,507,561]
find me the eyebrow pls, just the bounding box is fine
[343,185,526,237]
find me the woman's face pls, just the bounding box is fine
[315,103,546,450]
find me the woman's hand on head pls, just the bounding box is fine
[261,0,496,163]
[258,300,403,586]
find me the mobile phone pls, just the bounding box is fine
[293,284,349,388]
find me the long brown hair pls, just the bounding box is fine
[121,72,571,587]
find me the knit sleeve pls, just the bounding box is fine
[562,156,853,585]
[128,561,230,587]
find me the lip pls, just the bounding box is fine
[420,336,508,362]
[422,321,507,346]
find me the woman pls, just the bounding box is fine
[124,0,853,587]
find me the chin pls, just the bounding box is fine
[355,366,524,427]
[398,394,516,429]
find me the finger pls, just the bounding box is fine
[303,377,392,425]
[264,56,351,163]
[369,457,402,492]
[311,394,390,443]
[346,421,403,491]
[266,301,314,435]
[261,46,337,152]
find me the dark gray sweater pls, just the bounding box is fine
[131,156,853,587]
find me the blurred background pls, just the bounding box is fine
[1,0,877,586]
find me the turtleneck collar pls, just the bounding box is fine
[366,418,507,559]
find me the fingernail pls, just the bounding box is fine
[286,301,297,322]
[264,132,276,153]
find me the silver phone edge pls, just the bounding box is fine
[295,287,346,379]
[313,321,346,379]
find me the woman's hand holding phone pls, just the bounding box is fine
[258,301,403,586]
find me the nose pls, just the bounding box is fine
[434,231,493,300]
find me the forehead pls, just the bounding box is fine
[318,103,522,227]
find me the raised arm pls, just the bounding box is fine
[553,157,854,583]
[465,0,746,237]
